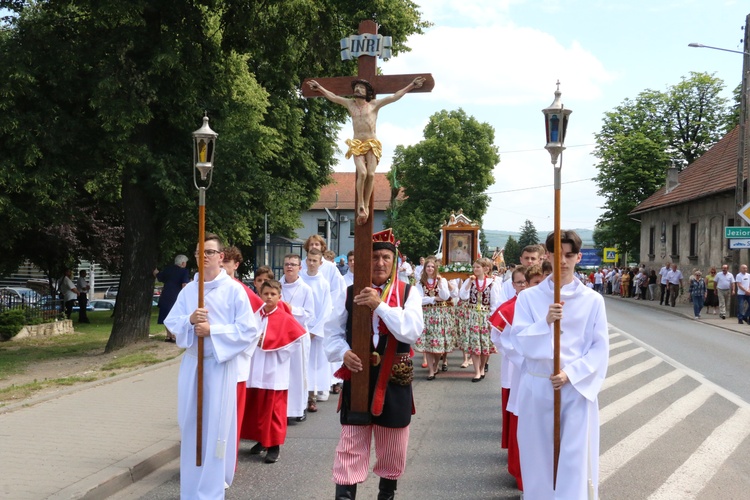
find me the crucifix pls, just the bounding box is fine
[302,19,433,422]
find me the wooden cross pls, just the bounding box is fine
[302,20,433,422]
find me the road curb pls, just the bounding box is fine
[48,438,180,500]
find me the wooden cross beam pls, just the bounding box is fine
[303,20,433,422]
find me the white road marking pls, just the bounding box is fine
[601,356,662,391]
[600,369,685,425]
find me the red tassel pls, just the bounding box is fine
[334,365,352,381]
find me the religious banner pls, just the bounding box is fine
[439,210,480,280]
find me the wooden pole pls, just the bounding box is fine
[349,182,374,423]
[552,157,563,488]
[196,187,206,467]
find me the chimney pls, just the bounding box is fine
[666,167,679,194]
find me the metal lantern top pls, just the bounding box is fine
[192,114,218,183]
[542,81,572,166]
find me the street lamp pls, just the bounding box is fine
[191,113,218,467]
[541,80,572,489]
[689,20,750,279]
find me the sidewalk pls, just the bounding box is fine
[602,291,750,337]
[2,294,749,500]
[0,358,181,499]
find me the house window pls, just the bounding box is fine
[317,219,327,237]
[689,222,698,258]
[671,224,679,257]
[349,219,355,237]
[648,227,655,256]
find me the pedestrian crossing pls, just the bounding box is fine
[599,327,750,499]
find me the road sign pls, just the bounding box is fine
[602,247,618,263]
[725,226,750,238]
[729,239,750,249]
[739,202,750,225]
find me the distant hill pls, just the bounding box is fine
[483,228,594,253]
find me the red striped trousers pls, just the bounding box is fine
[332,424,409,485]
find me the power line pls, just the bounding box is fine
[486,177,595,195]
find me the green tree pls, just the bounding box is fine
[503,236,521,266]
[0,1,428,351]
[385,109,499,259]
[518,220,539,249]
[593,72,731,260]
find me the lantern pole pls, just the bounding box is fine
[542,81,572,489]
[192,113,218,467]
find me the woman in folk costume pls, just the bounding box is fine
[458,257,502,382]
[241,280,307,464]
[415,256,454,380]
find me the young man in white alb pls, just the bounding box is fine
[511,230,609,499]
[279,253,314,422]
[299,248,333,412]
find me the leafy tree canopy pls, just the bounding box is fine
[593,72,731,262]
[0,0,429,350]
[385,108,499,259]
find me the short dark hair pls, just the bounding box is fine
[283,253,301,264]
[223,245,243,264]
[204,232,224,251]
[254,266,274,280]
[545,230,582,254]
[260,279,282,294]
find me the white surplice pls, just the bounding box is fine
[280,276,314,417]
[300,271,333,392]
[510,276,609,500]
[164,269,259,500]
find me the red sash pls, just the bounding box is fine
[371,280,407,417]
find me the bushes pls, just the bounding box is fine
[0,308,26,341]
[0,307,49,341]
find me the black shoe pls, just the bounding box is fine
[378,478,397,500]
[471,377,482,383]
[335,484,358,500]
[296,411,307,422]
[721,315,726,319]
[265,445,280,463]
[249,442,265,455]
[441,363,448,372]
[484,363,489,372]
[426,374,435,380]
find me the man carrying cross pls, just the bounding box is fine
[307,76,424,225]
[324,229,424,500]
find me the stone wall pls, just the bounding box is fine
[13,320,74,340]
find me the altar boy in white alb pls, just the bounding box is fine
[510,230,609,500]
[165,233,259,499]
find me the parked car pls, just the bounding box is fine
[0,287,42,306]
[89,299,116,311]
[104,286,119,299]
[72,303,95,312]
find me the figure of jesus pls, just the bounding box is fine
[307,76,425,225]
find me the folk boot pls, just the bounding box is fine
[378,478,397,500]
[335,483,357,500]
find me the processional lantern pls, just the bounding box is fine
[193,114,218,184]
[542,80,572,166]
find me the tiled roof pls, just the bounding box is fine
[630,126,740,215]
[310,172,404,211]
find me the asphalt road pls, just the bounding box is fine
[113,297,750,499]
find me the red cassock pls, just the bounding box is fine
[235,281,266,461]
[240,304,306,448]
[488,296,523,491]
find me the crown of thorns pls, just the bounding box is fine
[351,79,375,100]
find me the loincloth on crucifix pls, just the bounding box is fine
[345,138,382,162]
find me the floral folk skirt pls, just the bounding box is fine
[456,302,497,356]
[414,302,456,353]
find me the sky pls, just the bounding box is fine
[329,0,749,233]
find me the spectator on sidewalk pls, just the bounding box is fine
[648,269,658,301]
[658,261,671,305]
[155,254,191,342]
[714,265,735,319]
[666,264,684,307]
[689,270,707,319]
[735,264,750,324]
[705,267,719,315]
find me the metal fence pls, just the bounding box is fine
[0,295,64,323]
